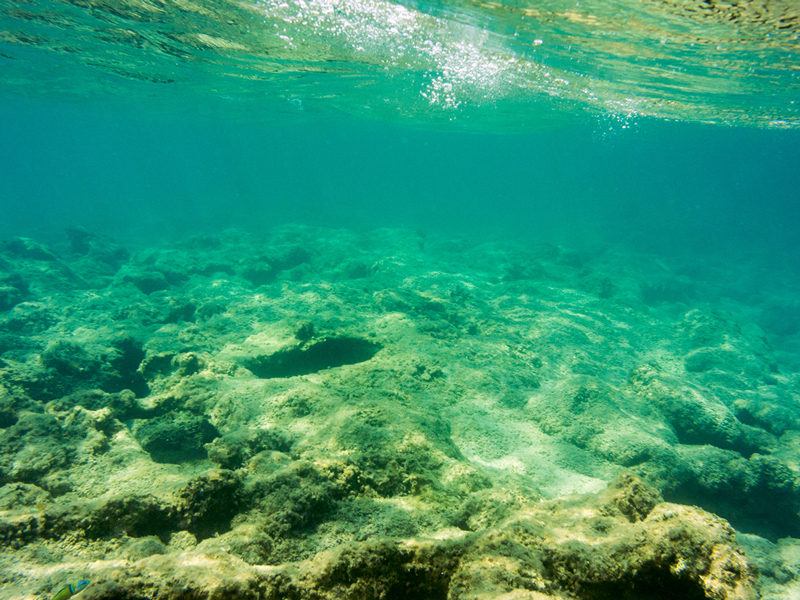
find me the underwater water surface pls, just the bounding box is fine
[2,0,800,599]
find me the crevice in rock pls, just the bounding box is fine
[109,337,149,397]
[577,562,708,600]
[244,336,382,379]
[665,483,800,541]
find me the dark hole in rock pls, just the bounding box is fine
[578,562,708,600]
[134,412,219,464]
[109,338,149,398]
[0,283,25,312]
[126,271,170,295]
[382,564,451,600]
[318,542,453,600]
[241,263,276,287]
[178,471,242,541]
[665,481,800,541]
[245,336,382,379]
[0,411,17,428]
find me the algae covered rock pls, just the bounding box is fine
[49,388,145,422]
[1,237,57,262]
[0,227,795,599]
[628,363,750,451]
[599,472,662,522]
[0,284,24,312]
[206,427,292,469]
[30,337,148,400]
[669,445,800,539]
[133,411,219,463]
[0,411,71,487]
[1,301,55,334]
[66,226,130,270]
[177,470,243,540]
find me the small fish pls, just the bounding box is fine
[51,581,90,600]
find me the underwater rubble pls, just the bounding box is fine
[1,225,799,599]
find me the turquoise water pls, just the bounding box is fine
[4,2,800,596]
[2,94,800,257]
[0,0,800,248]
[2,0,800,252]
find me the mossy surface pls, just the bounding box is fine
[1,226,798,599]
